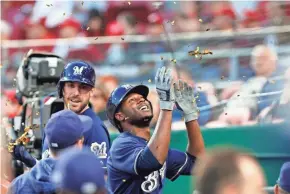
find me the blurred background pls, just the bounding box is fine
[2,0,290,130]
[1,1,290,193]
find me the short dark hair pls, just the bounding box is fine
[194,148,253,194]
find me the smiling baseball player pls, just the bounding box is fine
[106,66,205,193]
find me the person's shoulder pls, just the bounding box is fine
[111,132,144,149]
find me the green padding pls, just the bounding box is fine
[110,123,290,194]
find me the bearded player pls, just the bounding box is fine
[42,61,111,166]
[106,66,205,193]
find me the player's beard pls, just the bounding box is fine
[64,95,88,114]
[129,115,153,128]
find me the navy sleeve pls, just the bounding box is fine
[166,149,196,181]
[111,137,162,176]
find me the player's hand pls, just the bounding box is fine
[174,80,199,122]
[11,144,37,168]
[155,66,175,110]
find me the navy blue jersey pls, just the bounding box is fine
[107,132,195,194]
[42,108,110,167]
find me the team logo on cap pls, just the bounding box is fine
[90,142,107,158]
[73,66,86,75]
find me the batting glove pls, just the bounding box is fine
[174,80,199,122]
[155,66,175,110]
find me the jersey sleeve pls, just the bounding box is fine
[110,137,145,175]
[166,149,196,181]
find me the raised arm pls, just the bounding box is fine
[174,80,205,157]
[147,66,175,164]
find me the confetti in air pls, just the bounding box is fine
[206,28,210,31]
[171,21,175,25]
[148,79,152,83]
[128,1,131,5]
[86,27,90,31]
[220,76,225,80]
[198,19,203,22]
[95,37,98,40]
[121,37,125,40]
[81,1,84,6]
[188,47,213,60]
[161,56,163,60]
[63,13,65,16]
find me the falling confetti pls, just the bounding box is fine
[171,21,175,25]
[188,47,213,60]
[148,79,152,83]
[122,179,126,182]
[225,113,228,115]
[171,59,177,63]
[86,27,90,31]
[161,56,163,60]
[128,1,131,5]
[220,76,225,80]
[269,80,276,84]
[198,19,203,22]
[206,28,210,31]
[81,1,84,6]
[174,1,176,4]
[0,64,2,68]
[237,95,240,97]
[36,112,39,116]
[46,4,50,7]
[198,86,202,90]
[50,4,53,6]
[63,13,65,16]
[121,37,125,40]
[95,37,98,40]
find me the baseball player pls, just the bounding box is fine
[8,109,92,194]
[106,66,205,193]
[42,61,111,167]
[51,148,107,194]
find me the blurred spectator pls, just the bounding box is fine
[174,13,200,33]
[258,67,290,123]
[117,12,139,35]
[274,162,290,194]
[105,21,126,65]
[53,18,105,63]
[90,84,108,120]
[2,89,22,119]
[97,75,119,97]
[241,9,264,29]
[51,148,106,194]
[208,45,284,127]
[178,1,199,19]
[86,9,104,37]
[194,147,266,194]
[264,2,290,26]
[146,12,164,35]
[1,20,12,40]
[212,8,236,31]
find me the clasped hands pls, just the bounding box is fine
[155,66,199,122]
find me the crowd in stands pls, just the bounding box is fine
[2,1,290,130]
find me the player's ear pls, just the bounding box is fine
[115,112,125,122]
